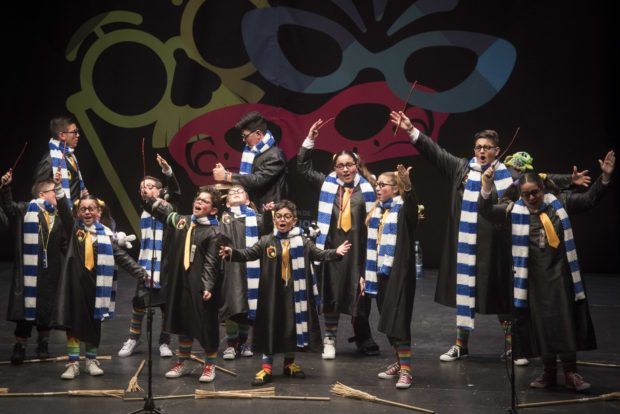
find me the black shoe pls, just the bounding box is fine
[36,342,50,359]
[11,343,26,365]
[351,337,380,356]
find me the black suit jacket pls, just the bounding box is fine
[231,146,287,209]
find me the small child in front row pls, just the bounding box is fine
[220,200,351,386]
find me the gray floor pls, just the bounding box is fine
[0,262,619,413]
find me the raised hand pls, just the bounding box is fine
[359,277,366,297]
[389,110,413,132]
[54,170,62,185]
[307,119,323,141]
[212,163,227,182]
[599,150,616,182]
[156,153,171,173]
[1,170,12,186]
[336,240,351,256]
[481,164,496,193]
[571,166,591,187]
[262,201,276,211]
[396,164,412,191]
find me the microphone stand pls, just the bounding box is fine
[130,216,162,414]
[507,267,518,414]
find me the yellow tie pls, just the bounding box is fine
[377,209,390,247]
[43,211,51,231]
[281,239,290,283]
[339,187,353,232]
[66,154,78,171]
[183,223,196,270]
[539,212,560,248]
[84,231,95,271]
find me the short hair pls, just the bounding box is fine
[31,179,55,198]
[473,129,499,146]
[141,175,163,189]
[274,199,297,217]
[235,111,267,134]
[196,185,222,213]
[49,116,76,138]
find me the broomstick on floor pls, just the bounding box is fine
[0,355,112,365]
[195,387,329,401]
[0,389,124,398]
[517,391,620,409]
[190,354,238,377]
[331,382,434,413]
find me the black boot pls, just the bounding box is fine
[11,342,26,365]
[36,341,50,359]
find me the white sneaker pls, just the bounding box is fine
[239,343,254,357]
[60,362,80,380]
[165,361,192,378]
[118,338,139,357]
[222,346,237,360]
[85,359,104,376]
[159,343,173,358]
[322,336,336,360]
[199,363,216,383]
[514,358,530,366]
[440,345,468,362]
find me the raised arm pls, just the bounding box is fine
[564,150,614,214]
[397,164,419,228]
[296,120,328,188]
[157,154,182,203]
[1,171,26,218]
[478,165,511,224]
[143,197,176,226]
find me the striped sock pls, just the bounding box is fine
[324,313,339,339]
[128,307,146,340]
[177,335,193,361]
[225,319,239,347]
[67,336,80,362]
[502,320,512,351]
[456,327,470,349]
[395,341,412,372]
[85,343,98,360]
[238,323,250,344]
[204,350,217,365]
[262,354,273,373]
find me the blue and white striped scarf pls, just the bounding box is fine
[275,227,312,348]
[239,130,276,175]
[511,193,586,308]
[315,172,375,251]
[456,160,512,330]
[364,196,403,296]
[49,138,85,205]
[81,221,117,321]
[138,211,164,289]
[22,199,56,321]
[228,205,260,320]
[191,214,219,226]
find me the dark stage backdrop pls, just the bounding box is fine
[1,0,618,272]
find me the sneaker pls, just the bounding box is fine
[61,362,80,380]
[283,362,306,378]
[378,362,401,379]
[395,370,413,389]
[118,338,139,357]
[564,372,591,391]
[529,371,557,388]
[85,358,104,376]
[10,342,26,365]
[439,345,468,362]
[500,349,530,366]
[252,369,273,386]
[36,342,50,359]
[165,361,192,378]
[159,343,173,358]
[199,363,216,383]
[322,336,336,360]
[222,346,237,360]
[239,343,254,357]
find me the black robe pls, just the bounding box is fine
[297,146,371,318]
[146,200,221,351]
[230,234,341,355]
[53,198,146,345]
[375,188,419,342]
[33,152,83,203]
[479,177,609,358]
[2,185,66,325]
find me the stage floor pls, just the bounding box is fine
[0,262,618,414]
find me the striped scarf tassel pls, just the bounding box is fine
[138,211,164,289]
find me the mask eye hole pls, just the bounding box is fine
[405,46,477,92]
[278,25,342,77]
[335,103,390,141]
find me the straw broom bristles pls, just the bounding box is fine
[126,359,146,393]
[0,355,112,365]
[0,388,8,394]
[190,354,238,376]
[517,391,620,409]
[330,382,434,413]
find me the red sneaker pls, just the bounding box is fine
[564,372,590,391]
[395,370,412,389]
[199,363,216,383]
[529,371,557,388]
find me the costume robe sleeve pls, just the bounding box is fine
[113,241,147,280]
[296,146,327,188]
[163,170,182,204]
[563,176,610,214]
[56,192,76,236]
[32,153,52,183]
[413,133,466,182]
[478,194,512,224]
[306,239,341,262]
[546,173,572,189]
[144,198,176,225]
[230,237,266,262]
[1,185,27,218]
[201,231,220,292]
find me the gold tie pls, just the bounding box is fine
[339,187,353,232]
[183,223,196,270]
[539,212,560,248]
[281,239,290,283]
[66,154,78,171]
[43,211,51,231]
[377,209,390,247]
[84,231,95,271]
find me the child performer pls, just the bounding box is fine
[364,165,419,389]
[144,186,222,383]
[479,151,614,391]
[53,185,147,379]
[118,154,180,358]
[297,119,378,359]
[220,200,351,386]
[1,170,66,364]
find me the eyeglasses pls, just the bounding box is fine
[228,189,245,195]
[195,197,212,205]
[274,213,294,221]
[39,188,55,194]
[474,145,496,152]
[62,129,80,135]
[240,130,257,141]
[78,206,98,213]
[334,162,357,170]
[140,184,158,190]
[375,182,396,189]
[520,188,541,198]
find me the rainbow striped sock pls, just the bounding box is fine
[128,307,146,340]
[225,319,239,346]
[502,320,512,350]
[262,354,273,373]
[204,351,217,365]
[85,343,98,360]
[324,313,339,339]
[395,341,411,372]
[238,323,250,344]
[178,335,193,361]
[456,327,470,349]
[67,336,80,362]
